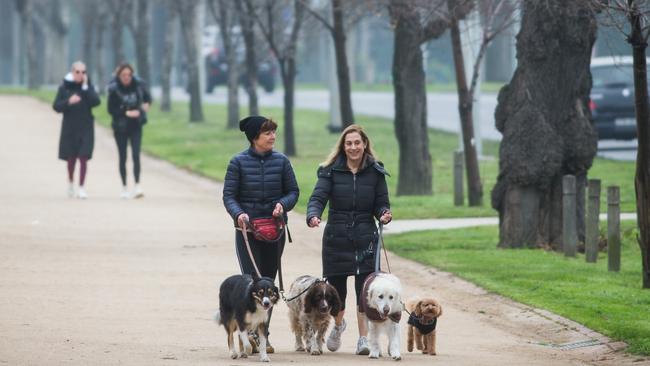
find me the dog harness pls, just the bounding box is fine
[359,272,402,323]
[407,313,437,335]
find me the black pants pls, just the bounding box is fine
[327,272,372,311]
[114,127,142,186]
[235,230,285,338]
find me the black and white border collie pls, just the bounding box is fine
[215,273,279,362]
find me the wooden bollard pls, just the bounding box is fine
[585,179,601,263]
[607,186,621,272]
[453,150,464,206]
[562,175,577,257]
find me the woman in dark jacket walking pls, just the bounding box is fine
[107,63,151,199]
[52,61,101,199]
[223,115,299,353]
[306,124,392,355]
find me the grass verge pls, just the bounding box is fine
[386,221,650,355]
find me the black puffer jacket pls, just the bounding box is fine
[223,147,299,224]
[52,74,101,160]
[307,154,390,277]
[107,76,152,133]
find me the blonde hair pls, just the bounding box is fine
[321,124,378,167]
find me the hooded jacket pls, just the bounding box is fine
[306,154,390,277]
[52,73,101,160]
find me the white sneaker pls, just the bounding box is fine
[327,319,346,352]
[133,184,144,199]
[77,187,88,200]
[120,187,130,199]
[355,336,370,355]
[67,183,75,198]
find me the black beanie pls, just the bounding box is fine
[239,116,268,142]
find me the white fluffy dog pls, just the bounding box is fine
[360,272,404,361]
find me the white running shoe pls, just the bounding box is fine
[355,336,370,355]
[327,319,346,352]
[120,187,130,199]
[77,187,88,200]
[67,183,75,198]
[133,184,144,199]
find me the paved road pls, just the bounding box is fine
[155,86,638,160]
[0,95,643,365]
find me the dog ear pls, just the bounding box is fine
[328,287,342,317]
[436,302,443,318]
[303,296,313,314]
[414,300,424,317]
[251,271,260,282]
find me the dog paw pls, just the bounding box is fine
[260,354,271,362]
[240,352,248,358]
[310,348,322,356]
[392,352,402,361]
[407,345,413,352]
[369,351,380,359]
[295,345,305,352]
[230,351,238,359]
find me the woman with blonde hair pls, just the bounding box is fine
[306,124,392,355]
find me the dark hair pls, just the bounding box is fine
[115,63,135,78]
[256,119,278,139]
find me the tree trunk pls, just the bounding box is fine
[237,0,258,116]
[43,0,68,85]
[82,1,96,72]
[280,60,297,156]
[95,3,107,94]
[215,0,239,129]
[628,3,650,288]
[111,0,126,67]
[449,2,483,206]
[160,0,176,112]
[177,0,204,122]
[390,4,432,196]
[134,0,151,83]
[17,0,39,89]
[331,0,354,128]
[492,0,597,249]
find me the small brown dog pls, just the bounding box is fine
[406,297,442,355]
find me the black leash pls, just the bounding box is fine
[374,222,392,273]
[281,278,326,302]
[277,215,291,301]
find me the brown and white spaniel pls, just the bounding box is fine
[286,275,342,355]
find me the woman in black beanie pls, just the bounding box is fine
[222,116,299,353]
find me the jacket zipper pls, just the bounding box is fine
[353,173,359,275]
[260,158,265,203]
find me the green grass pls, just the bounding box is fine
[386,221,650,355]
[295,81,506,93]
[0,86,637,217]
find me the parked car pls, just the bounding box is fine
[589,56,646,140]
[205,49,276,94]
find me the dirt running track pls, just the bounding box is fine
[0,95,646,366]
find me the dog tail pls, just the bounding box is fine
[214,310,221,324]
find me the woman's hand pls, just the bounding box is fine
[272,203,283,217]
[142,102,150,112]
[380,210,392,225]
[68,94,81,105]
[126,110,141,118]
[308,217,321,228]
[237,213,250,229]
